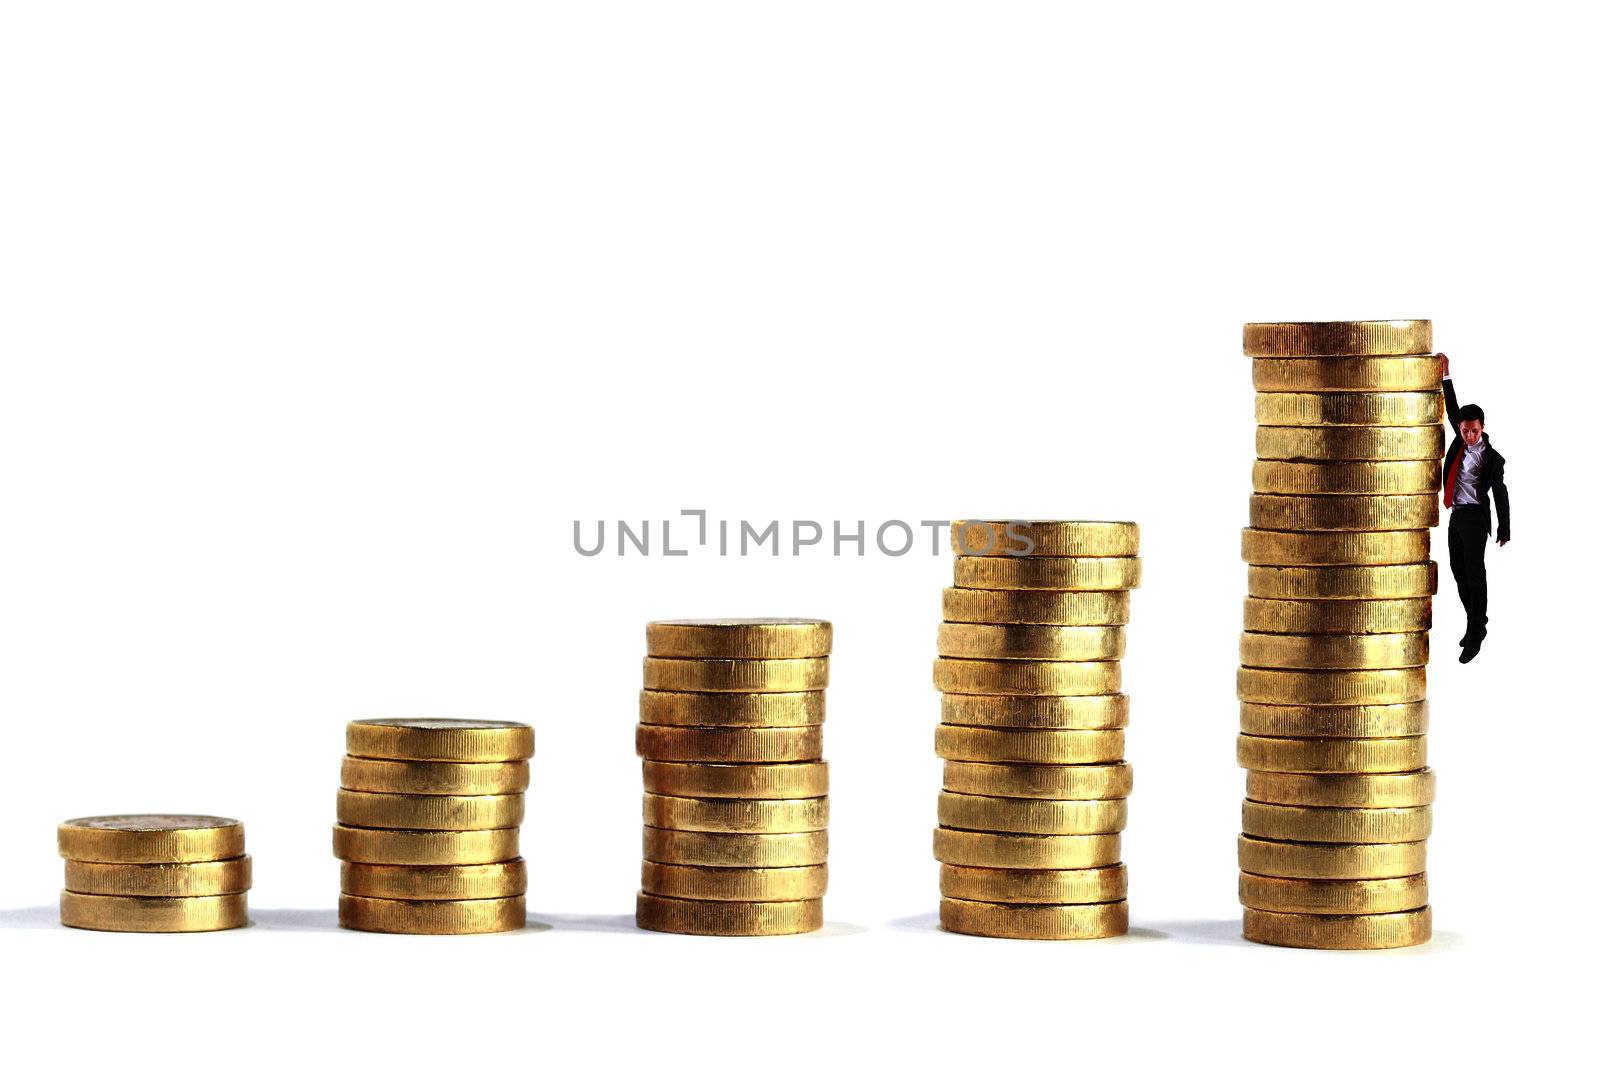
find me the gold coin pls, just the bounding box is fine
[63,857,253,897]
[1246,769,1436,808]
[1241,800,1431,843]
[1250,492,1439,530]
[642,657,829,693]
[645,618,832,659]
[340,859,527,900]
[1243,320,1432,357]
[340,756,530,796]
[938,793,1127,835]
[1236,667,1428,706]
[643,794,829,833]
[640,861,827,902]
[58,815,244,864]
[345,719,534,763]
[940,898,1128,940]
[951,520,1139,558]
[941,588,1131,625]
[933,659,1121,697]
[640,760,828,799]
[1242,905,1431,950]
[1239,633,1429,670]
[1241,529,1432,566]
[935,725,1124,764]
[59,890,248,933]
[1243,596,1432,634]
[1248,563,1436,600]
[1238,735,1427,773]
[937,623,1124,661]
[635,724,823,763]
[953,556,1142,591]
[941,863,1127,905]
[1252,460,1440,495]
[1256,426,1445,462]
[339,894,525,935]
[1253,356,1441,393]
[335,790,525,831]
[933,828,1121,870]
[636,893,821,936]
[638,690,825,727]
[642,828,828,867]
[1254,392,1444,427]
[943,760,1132,800]
[1238,836,1426,878]
[1238,873,1429,915]
[940,693,1129,729]
[1239,701,1428,738]
[331,825,520,865]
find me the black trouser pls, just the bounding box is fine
[1447,503,1491,633]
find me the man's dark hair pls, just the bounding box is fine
[1458,403,1485,424]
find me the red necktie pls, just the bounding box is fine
[1442,448,1463,509]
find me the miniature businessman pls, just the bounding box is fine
[1439,354,1510,663]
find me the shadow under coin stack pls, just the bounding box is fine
[934,521,1140,939]
[636,619,831,936]
[335,718,533,934]
[1238,320,1441,949]
[58,815,250,932]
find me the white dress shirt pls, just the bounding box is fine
[1455,438,1486,505]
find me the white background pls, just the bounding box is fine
[0,1,1591,1061]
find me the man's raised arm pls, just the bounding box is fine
[1440,353,1461,430]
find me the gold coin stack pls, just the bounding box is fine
[635,619,832,936]
[1238,320,1441,949]
[58,815,251,932]
[934,521,1140,940]
[334,718,534,934]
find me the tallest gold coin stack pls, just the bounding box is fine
[1237,321,1442,949]
[934,521,1140,939]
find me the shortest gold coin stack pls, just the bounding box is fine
[335,718,533,934]
[58,815,251,932]
[934,520,1140,940]
[636,619,831,936]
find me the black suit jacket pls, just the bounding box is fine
[1442,377,1510,541]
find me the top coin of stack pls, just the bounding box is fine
[58,814,251,932]
[636,619,831,936]
[1237,320,1440,950]
[933,521,1140,940]
[334,718,533,934]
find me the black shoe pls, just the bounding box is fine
[1459,633,1485,663]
